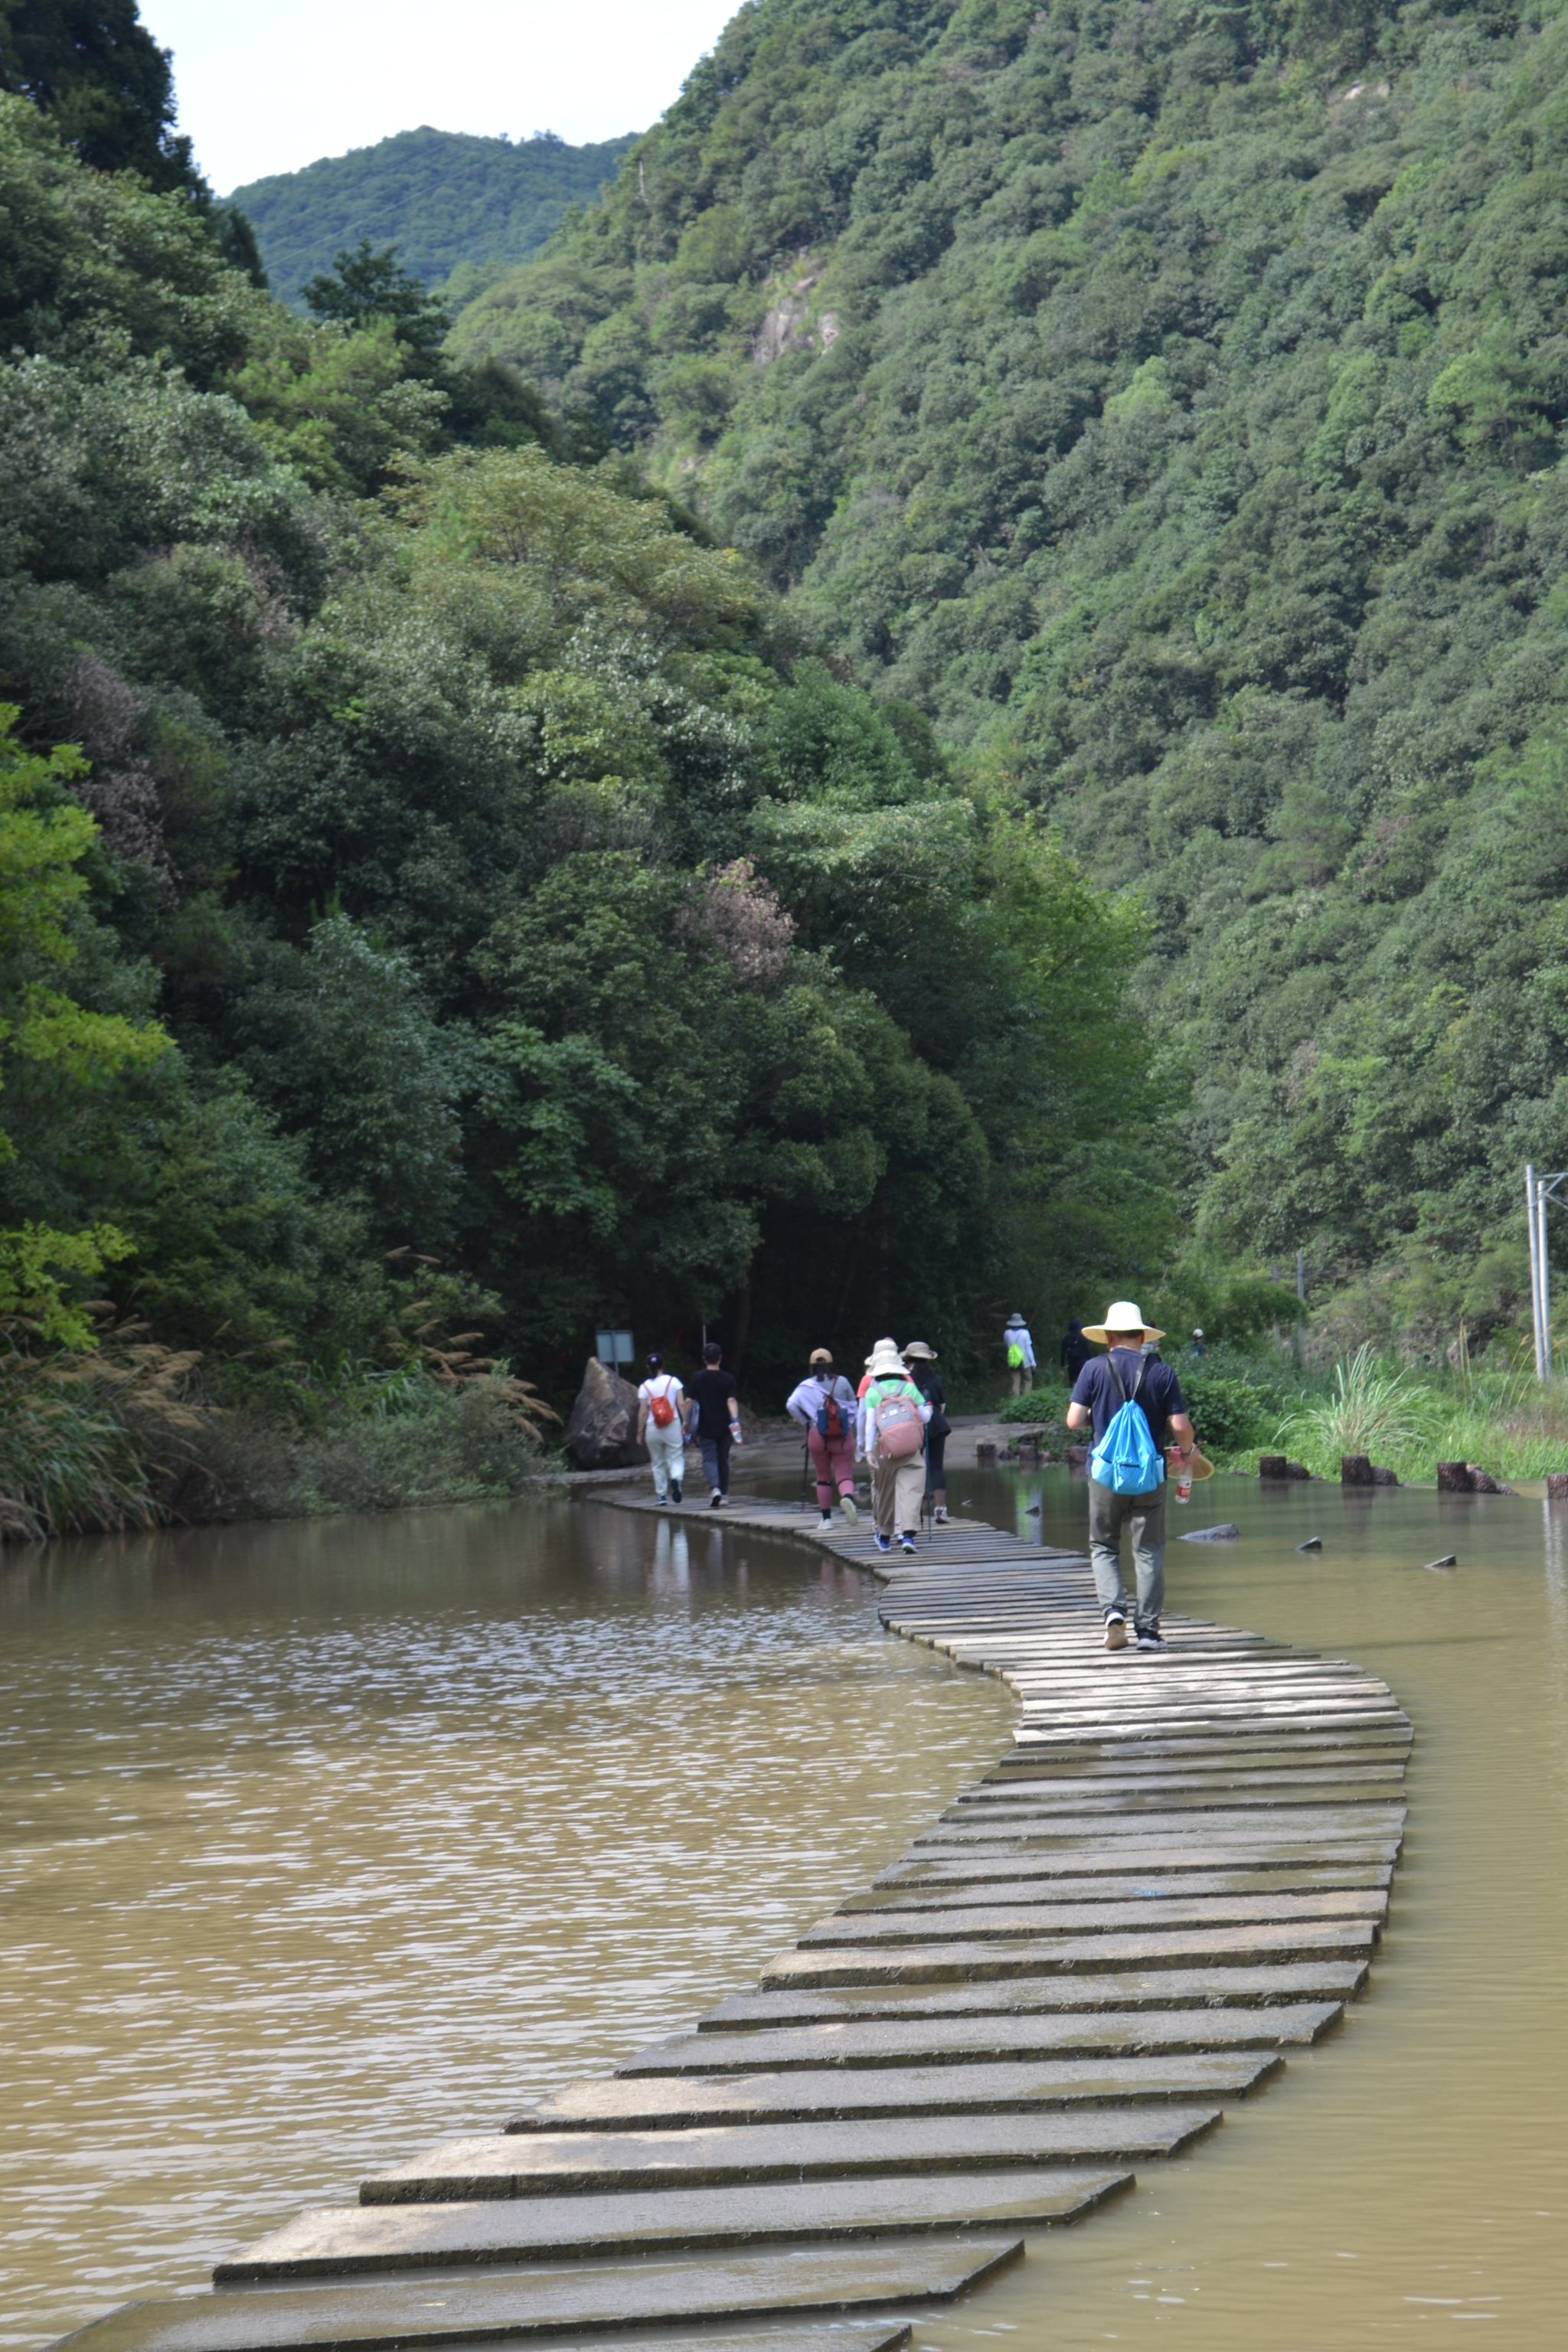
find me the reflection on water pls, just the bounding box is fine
[902,1468,1568,2350]
[0,1494,1011,2350]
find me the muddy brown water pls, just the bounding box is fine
[3,1469,1565,2348]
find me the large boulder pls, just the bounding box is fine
[562,1357,647,1470]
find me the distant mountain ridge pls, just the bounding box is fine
[230,124,637,306]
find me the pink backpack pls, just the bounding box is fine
[872,1386,925,1460]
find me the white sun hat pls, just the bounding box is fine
[1081,1300,1165,1345]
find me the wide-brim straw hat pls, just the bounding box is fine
[903,1339,937,1361]
[1081,1299,1166,1345]
[866,1338,910,1380]
[1188,1449,1216,1481]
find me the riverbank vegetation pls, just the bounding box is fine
[998,1340,1568,1486]
[0,29,1170,1537]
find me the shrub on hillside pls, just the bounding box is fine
[1179,1366,1281,1455]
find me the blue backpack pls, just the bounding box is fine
[1089,1354,1165,1495]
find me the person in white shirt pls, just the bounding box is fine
[785,1348,860,1527]
[635,1352,687,1504]
[1004,1312,1037,1397]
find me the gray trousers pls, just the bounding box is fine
[1087,1477,1166,1627]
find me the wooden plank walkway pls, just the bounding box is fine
[53,1494,1409,2352]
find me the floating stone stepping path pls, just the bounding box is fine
[53,1499,1409,2352]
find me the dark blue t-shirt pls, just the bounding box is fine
[1070,1350,1187,1452]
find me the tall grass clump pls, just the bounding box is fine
[1270,1344,1568,1483]
[1281,1345,1428,1475]
[0,1328,207,1537]
[0,1316,558,1542]
[0,1351,151,1538]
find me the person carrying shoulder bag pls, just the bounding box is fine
[635,1353,687,1506]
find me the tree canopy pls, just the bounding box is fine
[230,126,637,310]
[0,70,1164,1396]
[448,0,1568,1354]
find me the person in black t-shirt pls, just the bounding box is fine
[687,1341,743,1506]
[903,1341,949,1524]
[1066,1301,1197,1654]
[1060,1318,1093,1384]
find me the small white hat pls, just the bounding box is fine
[866,1337,909,1380]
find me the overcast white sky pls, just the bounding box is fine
[138,2,739,193]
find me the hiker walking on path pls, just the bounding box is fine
[635,1354,688,1505]
[1064,1301,1197,1652]
[688,1340,743,1508]
[858,1338,933,1556]
[903,1341,949,1525]
[1004,1312,1037,1398]
[786,1349,860,1527]
[1060,1318,1092,1385]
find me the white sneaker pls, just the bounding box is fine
[1103,1612,1128,1651]
[818,1511,834,1527]
[838,1494,858,1525]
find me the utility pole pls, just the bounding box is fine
[1527,1165,1568,1378]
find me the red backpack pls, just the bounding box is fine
[647,1377,680,1429]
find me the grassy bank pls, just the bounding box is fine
[991,1345,1568,1488]
[0,1335,552,1542]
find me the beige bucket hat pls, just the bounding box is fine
[902,1339,937,1361]
[1081,1299,1166,1345]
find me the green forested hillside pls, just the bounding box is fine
[231,127,636,305]
[0,47,1166,1529]
[452,0,1568,1356]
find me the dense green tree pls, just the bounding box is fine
[0,0,196,188]
[0,707,166,1341]
[448,0,1568,1354]
[230,126,635,310]
[0,80,1163,1394]
[304,240,453,363]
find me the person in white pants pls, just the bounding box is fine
[635,1353,687,1504]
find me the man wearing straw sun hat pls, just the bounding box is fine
[1065,1302,1198,1651]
